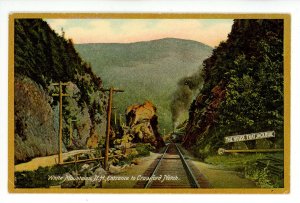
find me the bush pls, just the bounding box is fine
[136,143,154,157]
[245,163,283,188]
[205,153,284,188]
[15,165,75,188]
[194,144,212,160]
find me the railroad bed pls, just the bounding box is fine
[134,143,210,188]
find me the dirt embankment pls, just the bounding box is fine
[15,149,95,172]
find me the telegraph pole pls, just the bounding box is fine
[101,87,124,170]
[51,82,70,164]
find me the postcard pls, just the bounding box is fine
[8,13,290,193]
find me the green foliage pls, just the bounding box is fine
[116,143,154,166]
[205,153,283,188]
[205,153,267,171]
[75,38,212,131]
[195,144,212,160]
[135,143,155,157]
[116,154,136,167]
[245,163,283,188]
[14,19,107,162]
[15,165,74,188]
[188,19,284,151]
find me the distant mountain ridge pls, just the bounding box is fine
[75,38,213,131]
[76,38,212,70]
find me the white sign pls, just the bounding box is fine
[224,131,275,143]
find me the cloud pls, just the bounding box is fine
[46,19,233,47]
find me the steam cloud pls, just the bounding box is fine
[170,69,204,129]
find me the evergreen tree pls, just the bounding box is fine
[183,19,284,155]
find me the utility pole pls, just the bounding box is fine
[101,87,124,170]
[68,118,77,147]
[51,82,70,164]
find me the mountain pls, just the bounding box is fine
[14,19,107,163]
[183,19,284,158]
[75,38,213,132]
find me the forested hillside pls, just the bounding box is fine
[14,19,107,163]
[183,20,284,157]
[75,38,212,132]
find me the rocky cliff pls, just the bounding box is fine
[14,19,107,163]
[183,20,284,157]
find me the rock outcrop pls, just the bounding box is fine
[182,20,284,155]
[124,101,165,149]
[14,19,107,163]
[182,81,226,148]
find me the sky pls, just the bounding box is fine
[46,19,233,47]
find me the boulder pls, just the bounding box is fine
[94,167,107,176]
[109,165,123,174]
[125,101,165,149]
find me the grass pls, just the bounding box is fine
[205,153,284,188]
[205,153,267,171]
[15,164,78,188]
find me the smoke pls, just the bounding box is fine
[170,69,204,129]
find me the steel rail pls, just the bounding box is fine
[144,144,170,188]
[175,144,200,188]
[144,143,200,188]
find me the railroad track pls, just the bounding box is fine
[134,143,209,188]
